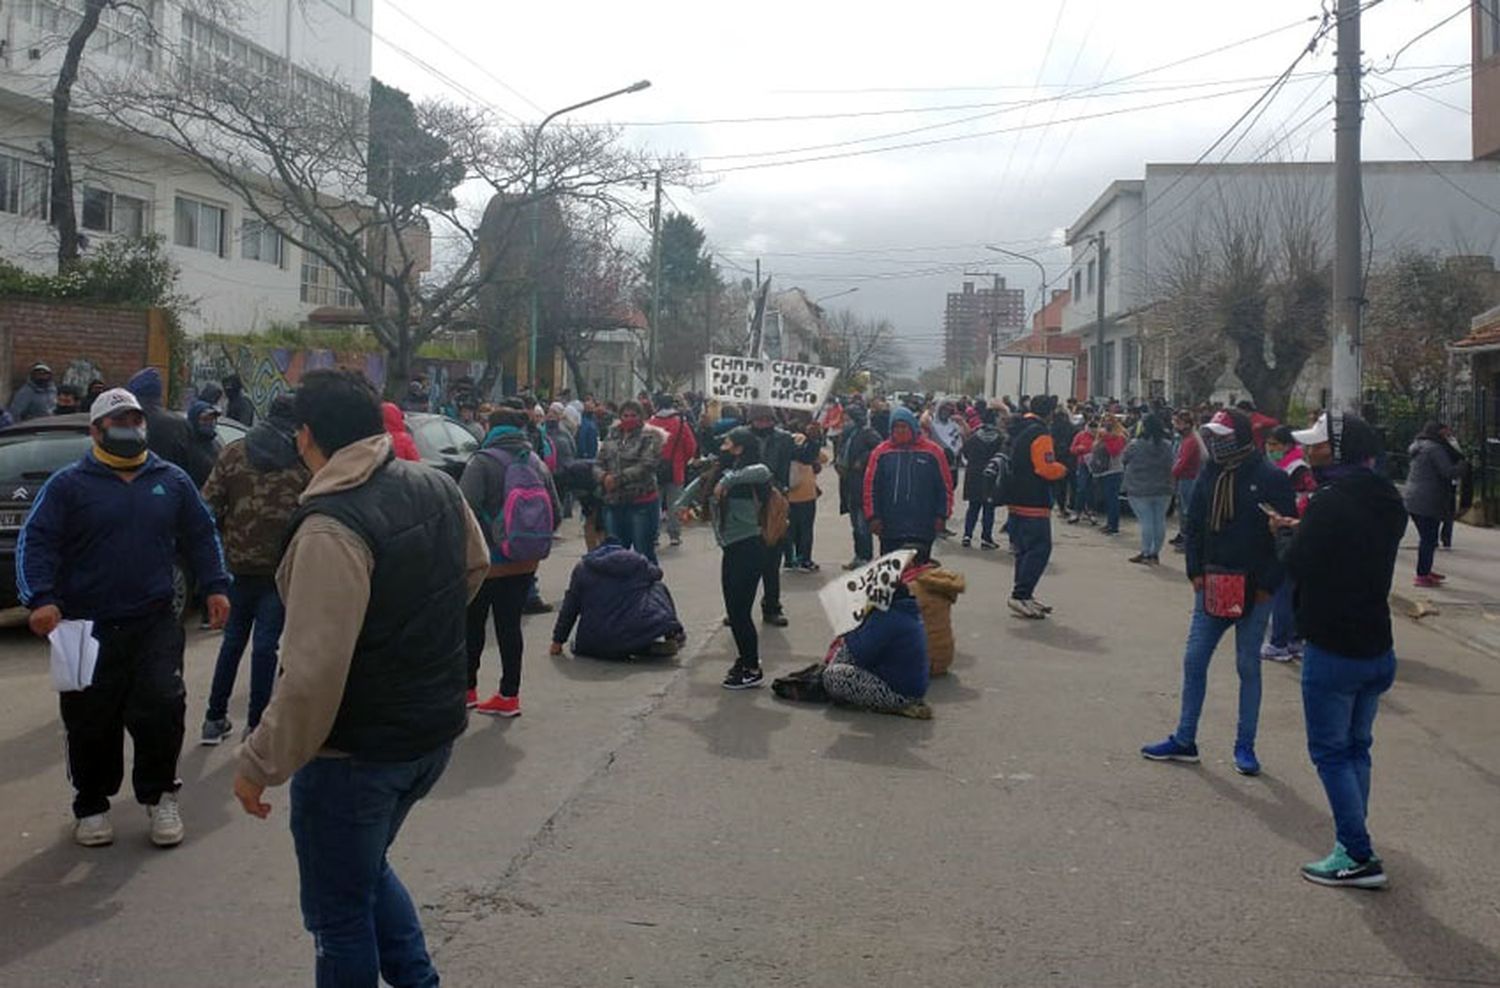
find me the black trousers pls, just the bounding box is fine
[722,538,766,665]
[788,501,817,565]
[466,574,531,697]
[59,609,186,818]
[760,536,785,615]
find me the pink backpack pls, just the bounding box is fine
[481,448,554,562]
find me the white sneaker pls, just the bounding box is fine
[1260,643,1294,663]
[1030,598,1055,614]
[1008,598,1046,619]
[148,792,184,847]
[74,813,114,847]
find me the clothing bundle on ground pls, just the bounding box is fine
[905,563,966,676]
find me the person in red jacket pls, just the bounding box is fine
[1169,410,1203,549]
[648,394,698,548]
[382,402,421,462]
[1067,420,1099,526]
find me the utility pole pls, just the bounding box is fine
[1331,0,1363,413]
[704,254,714,383]
[647,169,663,393]
[1090,230,1107,399]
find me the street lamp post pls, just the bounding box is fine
[528,79,651,391]
[984,245,1049,332]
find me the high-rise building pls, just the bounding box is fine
[943,277,1024,386]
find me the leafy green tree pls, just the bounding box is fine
[638,213,724,388]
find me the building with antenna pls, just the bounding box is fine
[0,1,374,334]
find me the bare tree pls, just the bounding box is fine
[98,44,686,388]
[826,308,907,388]
[1148,226,1227,403]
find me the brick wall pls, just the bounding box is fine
[0,299,154,405]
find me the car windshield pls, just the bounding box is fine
[0,431,92,481]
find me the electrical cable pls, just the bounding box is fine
[378,0,546,115]
[1367,96,1500,220]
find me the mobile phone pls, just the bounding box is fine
[1257,502,1280,517]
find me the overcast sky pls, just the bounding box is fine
[369,0,1475,366]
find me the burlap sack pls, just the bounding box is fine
[910,567,966,676]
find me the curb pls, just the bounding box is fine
[1391,590,1500,662]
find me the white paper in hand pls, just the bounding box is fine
[818,550,916,637]
[48,620,100,692]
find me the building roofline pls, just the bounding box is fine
[1065,180,1143,245]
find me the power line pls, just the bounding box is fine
[1378,0,1469,73]
[378,0,545,115]
[1367,96,1500,221]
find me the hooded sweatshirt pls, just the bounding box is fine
[550,541,683,657]
[237,435,489,788]
[8,377,57,421]
[382,402,422,462]
[128,366,197,476]
[863,406,953,541]
[201,413,311,576]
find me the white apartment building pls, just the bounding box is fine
[0,0,373,333]
[1058,160,1500,403]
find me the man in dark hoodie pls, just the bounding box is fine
[185,399,222,488]
[748,406,796,626]
[200,395,310,744]
[127,367,197,478]
[223,374,255,426]
[836,403,882,569]
[9,361,57,421]
[1275,412,1406,890]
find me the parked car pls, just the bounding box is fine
[404,412,480,480]
[0,412,249,613]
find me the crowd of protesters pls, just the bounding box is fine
[6,353,1481,983]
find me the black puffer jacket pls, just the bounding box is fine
[960,424,1004,501]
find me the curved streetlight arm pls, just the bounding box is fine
[537,79,653,138]
[985,245,1049,321]
[814,287,860,304]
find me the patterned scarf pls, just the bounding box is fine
[1206,433,1255,534]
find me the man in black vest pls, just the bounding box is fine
[1006,395,1068,619]
[233,369,488,986]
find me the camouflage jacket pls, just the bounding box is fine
[201,439,310,577]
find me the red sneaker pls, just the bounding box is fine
[465,689,478,709]
[1413,575,1441,588]
[474,693,521,717]
[1429,572,1447,582]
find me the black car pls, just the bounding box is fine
[405,412,481,480]
[0,413,248,613]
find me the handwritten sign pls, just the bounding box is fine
[704,355,837,412]
[818,550,917,636]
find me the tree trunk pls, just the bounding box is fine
[51,0,106,272]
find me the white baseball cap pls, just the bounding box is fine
[1291,413,1328,447]
[89,387,143,423]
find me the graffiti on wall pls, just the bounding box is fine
[182,341,493,419]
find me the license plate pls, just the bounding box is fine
[0,510,28,530]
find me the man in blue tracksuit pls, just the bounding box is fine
[17,388,230,849]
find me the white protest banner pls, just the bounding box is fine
[705,355,767,404]
[766,359,837,412]
[704,355,839,412]
[818,549,917,637]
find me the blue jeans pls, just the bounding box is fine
[205,575,285,728]
[1174,592,1271,748]
[1128,495,1170,557]
[849,510,873,563]
[963,499,996,541]
[1411,513,1440,576]
[1176,477,1197,533]
[1301,644,1396,861]
[290,744,452,988]
[1074,466,1092,514]
[1269,578,1297,648]
[1010,514,1052,600]
[606,499,660,563]
[1097,472,1123,530]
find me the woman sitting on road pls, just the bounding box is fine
[549,538,684,661]
[823,581,932,719]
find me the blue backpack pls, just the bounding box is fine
[482,447,554,562]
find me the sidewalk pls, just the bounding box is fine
[1388,520,1500,660]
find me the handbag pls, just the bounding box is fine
[1202,566,1248,619]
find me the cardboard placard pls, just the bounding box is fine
[704,355,837,412]
[818,550,917,637]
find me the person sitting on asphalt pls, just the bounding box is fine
[862,406,954,563]
[1273,411,1406,890]
[1141,408,1296,777]
[548,538,685,661]
[822,579,932,719]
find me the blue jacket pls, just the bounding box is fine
[842,596,929,699]
[575,415,600,460]
[17,452,230,621]
[862,408,954,543]
[551,541,682,657]
[1183,457,1295,598]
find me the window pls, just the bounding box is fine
[241,220,285,267]
[1484,0,1500,60]
[19,1,158,70]
[181,13,358,115]
[300,230,355,307]
[1072,270,1082,301]
[174,195,226,256]
[0,152,51,220]
[81,185,148,237]
[1086,259,1097,296]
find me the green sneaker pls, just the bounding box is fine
[1300,844,1387,889]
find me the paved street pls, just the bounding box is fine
[2,494,1498,987]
